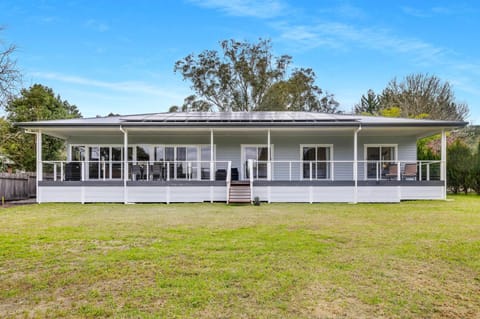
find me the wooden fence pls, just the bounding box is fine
[0,172,36,201]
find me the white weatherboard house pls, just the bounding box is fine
[18,112,467,204]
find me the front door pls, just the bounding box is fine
[242,145,269,179]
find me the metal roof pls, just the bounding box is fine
[120,112,358,122]
[16,111,468,128]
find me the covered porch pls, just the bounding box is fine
[32,125,448,203]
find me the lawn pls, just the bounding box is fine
[0,196,479,318]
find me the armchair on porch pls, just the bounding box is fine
[385,164,398,180]
[402,163,417,180]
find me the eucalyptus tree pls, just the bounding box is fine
[173,39,339,112]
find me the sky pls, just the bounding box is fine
[1,0,479,123]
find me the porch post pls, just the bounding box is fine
[353,126,361,203]
[121,126,128,204]
[210,129,214,181]
[66,143,72,161]
[36,130,42,203]
[441,129,447,200]
[267,128,271,180]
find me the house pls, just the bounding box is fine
[0,154,14,173]
[17,112,467,204]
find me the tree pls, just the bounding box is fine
[447,140,472,194]
[174,38,339,112]
[356,74,469,121]
[379,73,468,121]
[3,84,81,171]
[169,94,213,112]
[354,89,380,115]
[472,142,480,195]
[0,28,21,108]
[258,68,339,112]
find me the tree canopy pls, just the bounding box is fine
[2,84,81,171]
[354,89,381,115]
[173,39,339,113]
[0,28,21,108]
[355,73,469,121]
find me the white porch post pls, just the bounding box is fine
[66,143,72,161]
[267,128,271,181]
[441,129,447,200]
[210,129,214,181]
[121,127,128,204]
[353,126,361,203]
[36,131,42,203]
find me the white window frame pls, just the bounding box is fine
[151,144,216,180]
[70,144,215,180]
[300,144,334,180]
[241,144,274,180]
[363,144,398,180]
[70,144,125,180]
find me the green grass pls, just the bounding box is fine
[1,196,479,318]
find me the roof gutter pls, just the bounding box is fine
[15,121,468,129]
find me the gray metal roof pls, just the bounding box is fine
[16,111,468,128]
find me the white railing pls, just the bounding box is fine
[251,160,442,182]
[40,160,442,183]
[40,160,232,182]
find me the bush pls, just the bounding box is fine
[447,140,473,194]
[471,142,480,194]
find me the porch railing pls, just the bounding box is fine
[40,159,442,183]
[251,160,442,182]
[40,160,232,182]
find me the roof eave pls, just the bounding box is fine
[16,121,468,129]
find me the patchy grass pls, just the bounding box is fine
[0,195,479,318]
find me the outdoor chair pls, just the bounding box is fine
[385,164,398,180]
[402,163,417,180]
[65,162,81,181]
[131,164,143,180]
[215,169,227,181]
[231,168,239,181]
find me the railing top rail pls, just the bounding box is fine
[42,160,232,164]
[251,159,442,163]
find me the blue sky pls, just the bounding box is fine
[1,0,479,123]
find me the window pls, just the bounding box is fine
[111,147,122,178]
[301,145,332,180]
[136,145,150,162]
[87,146,119,179]
[71,145,130,180]
[88,147,100,179]
[242,145,271,179]
[71,146,85,161]
[153,145,214,180]
[70,144,212,181]
[364,145,397,179]
[201,146,212,180]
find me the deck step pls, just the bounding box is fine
[229,183,252,203]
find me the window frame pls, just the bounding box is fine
[299,144,334,180]
[363,144,398,180]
